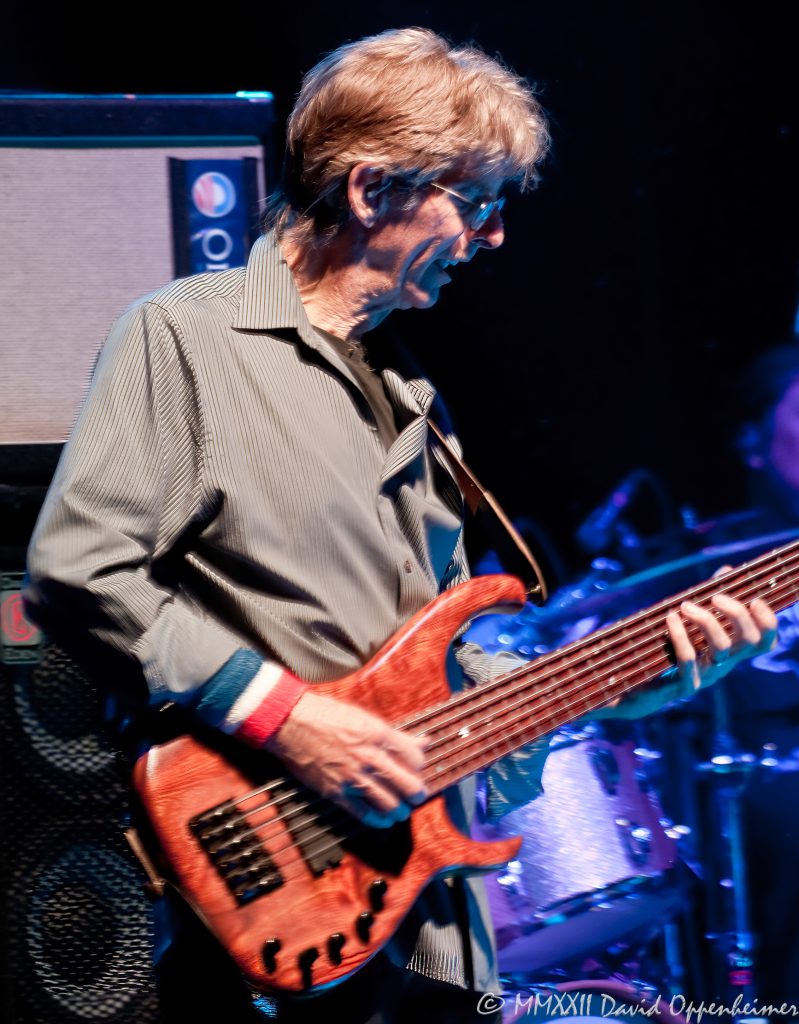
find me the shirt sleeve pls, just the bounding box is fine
[453,640,551,820]
[24,299,305,742]
[442,527,550,820]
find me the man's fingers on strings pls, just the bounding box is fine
[679,600,733,661]
[386,728,429,771]
[749,597,779,653]
[710,593,762,648]
[666,609,699,672]
[342,777,410,828]
[362,750,428,805]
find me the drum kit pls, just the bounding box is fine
[467,527,799,1019]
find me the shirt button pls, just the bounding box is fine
[403,559,413,573]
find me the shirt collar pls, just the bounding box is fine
[233,231,438,418]
[382,370,435,419]
[232,231,322,353]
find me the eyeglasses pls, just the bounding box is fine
[431,182,505,231]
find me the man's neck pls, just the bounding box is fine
[280,227,389,342]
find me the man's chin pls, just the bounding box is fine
[400,285,441,310]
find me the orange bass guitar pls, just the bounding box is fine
[134,541,799,995]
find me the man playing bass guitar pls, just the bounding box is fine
[24,28,777,1024]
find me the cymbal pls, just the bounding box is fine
[619,527,799,587]
[542,528,799,626]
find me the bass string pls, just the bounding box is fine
[403,543,799,743]
[198,552,799,879]
[216,544,799,824]
[424,573,799,791]
[202,573,799,884]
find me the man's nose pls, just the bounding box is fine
[470,210,504,250]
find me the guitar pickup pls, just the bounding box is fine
[190,804,283,905]
[273,781,345,877]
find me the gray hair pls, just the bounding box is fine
[267,27,550,246]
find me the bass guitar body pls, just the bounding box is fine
[135,537,799,996]
[133,575,526,995]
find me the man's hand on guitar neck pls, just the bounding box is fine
[597,588,778,720]
[264,691,428,828]
[665,591,777,692]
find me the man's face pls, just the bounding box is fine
[361,172,506,316]
[769,376,799,494]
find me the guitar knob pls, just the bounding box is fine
[369,878,388,911]
[262,937,282,973]
[298,947,320,987]
[356,911,374,942]
[327,932,346,965]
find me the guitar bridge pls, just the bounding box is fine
[190,804,284,905]
[189,778,347,906]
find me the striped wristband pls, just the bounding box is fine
[193,649,307,746]
[231,664,308,746]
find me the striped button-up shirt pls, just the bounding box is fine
[27,232,468,693]
[25,231,549,992]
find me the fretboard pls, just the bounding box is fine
[410,539,799,795]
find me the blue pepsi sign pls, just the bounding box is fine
[170,158,259,276]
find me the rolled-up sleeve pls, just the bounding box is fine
[24,300,244,702]
[453,641,551,821]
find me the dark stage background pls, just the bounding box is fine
[2,0,798,569]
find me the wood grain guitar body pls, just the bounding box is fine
[134,539,799,995]
[134,575,526,994]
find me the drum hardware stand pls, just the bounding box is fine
[628,732,695,998]
[694,684,780,1016]
[661,919,689,997]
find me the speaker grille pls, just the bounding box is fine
[2,645,161,1023]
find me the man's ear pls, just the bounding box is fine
[348,163,390,227]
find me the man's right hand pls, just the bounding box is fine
[264,691,428,828]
